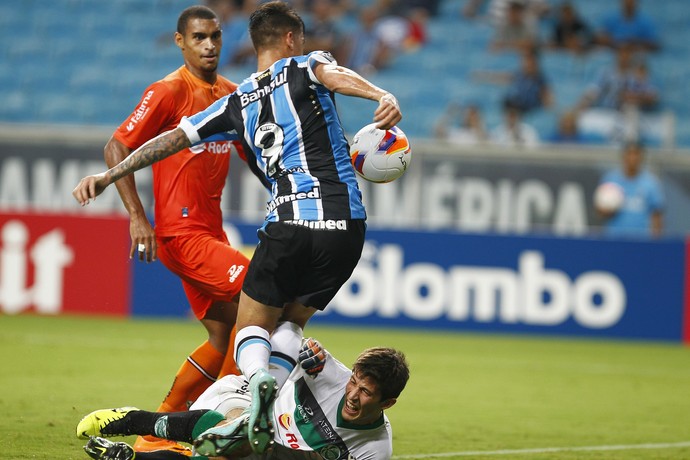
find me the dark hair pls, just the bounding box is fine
[353,347,409,401]
[177,5,218,35]
[249,1,305,50]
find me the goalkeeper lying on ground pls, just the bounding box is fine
[77,338,409,460]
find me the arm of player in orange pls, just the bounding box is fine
[313,62,402,130]
[73,128,190,206]
[104,137,158,263]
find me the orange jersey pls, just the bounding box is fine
[113,66,239,237]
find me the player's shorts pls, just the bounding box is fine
[242,219,365,310]
[157,231,249,319]
[189,374,252,416]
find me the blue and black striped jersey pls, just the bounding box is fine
[179,51,366,223]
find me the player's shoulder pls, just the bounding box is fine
[150,67,188,96]
[216,74,239,93]
[306,50,337,66]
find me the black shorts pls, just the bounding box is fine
[242,219,366,310]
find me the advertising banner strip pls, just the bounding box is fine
[0,212,131,316]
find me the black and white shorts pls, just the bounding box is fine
[242,219,366,310]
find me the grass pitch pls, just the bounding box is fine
[1,314,690,459]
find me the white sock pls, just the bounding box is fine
[234,325,271,380]
[269,322,303,388]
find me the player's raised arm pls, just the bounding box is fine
[72,128,191,206]
[312,61,402,130]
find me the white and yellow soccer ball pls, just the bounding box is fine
[594,182,625,213]
[349,123,412,183]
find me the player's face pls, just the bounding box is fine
[176,18,223,77]
[341,371,386,425]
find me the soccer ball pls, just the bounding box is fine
[594,182,625,213]
[349,123,411,183]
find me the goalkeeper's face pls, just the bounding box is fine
[341,371,394,425]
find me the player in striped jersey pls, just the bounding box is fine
[77,340,409,460]
[73,3,403,454]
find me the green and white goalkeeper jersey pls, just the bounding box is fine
[192,352,394,460]
[267,351,393,460]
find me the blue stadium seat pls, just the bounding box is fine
[2,0,690,147]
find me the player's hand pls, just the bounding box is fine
[299,338,327,377]
[374,93,402,130]
[72,173,109,206]
[129,216,157,263]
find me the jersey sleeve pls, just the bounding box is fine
[306,50,337,85]
[113,81,177,150]
[178,95,234,145]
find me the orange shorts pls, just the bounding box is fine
[156,232,249,320]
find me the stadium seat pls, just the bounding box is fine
[2,0,689,148]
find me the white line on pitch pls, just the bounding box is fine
[391,441,690,459]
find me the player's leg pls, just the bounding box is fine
[155,234,247,412]
[192,410,251,457]
[172,233,248,380]
[157,296,227,413]
[232,292,281,454]
[136,234,246,453]
[267,320,303,388]
[218,324,240,378]
[153,236,226,413]
[190,375,254,457]
[234,222,326,453]
[133,302,235,454]
[233,223,308,382]
[77,407,224,442]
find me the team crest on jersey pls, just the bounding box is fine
[318,445,343,460]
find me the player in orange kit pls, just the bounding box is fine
[103,5,251,455]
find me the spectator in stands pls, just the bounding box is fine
[491,100,541,147]
[547,110,604,144]
[304,0,344,59]
[576,46,635,111]
[341,6,392,75]
[206,0,255,68]
[434,101,488,146]
[463,0,549,29]
[379,0,441,17]
[624,59,659,112]
[575,45,661,143]
[292,0,356,16]
[595,0,661,52]
[596,142,664,237]
[473,47,552,114]
[489,0,540,53]
[548,1,593,54]
[402,6,429,51]
[503,47,552,113]
[371,0,429,53]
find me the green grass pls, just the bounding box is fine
[2,314,690,459]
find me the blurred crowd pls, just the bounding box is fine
[205,0,436,74]
[441,0,666,148]
[203,0,669,149]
